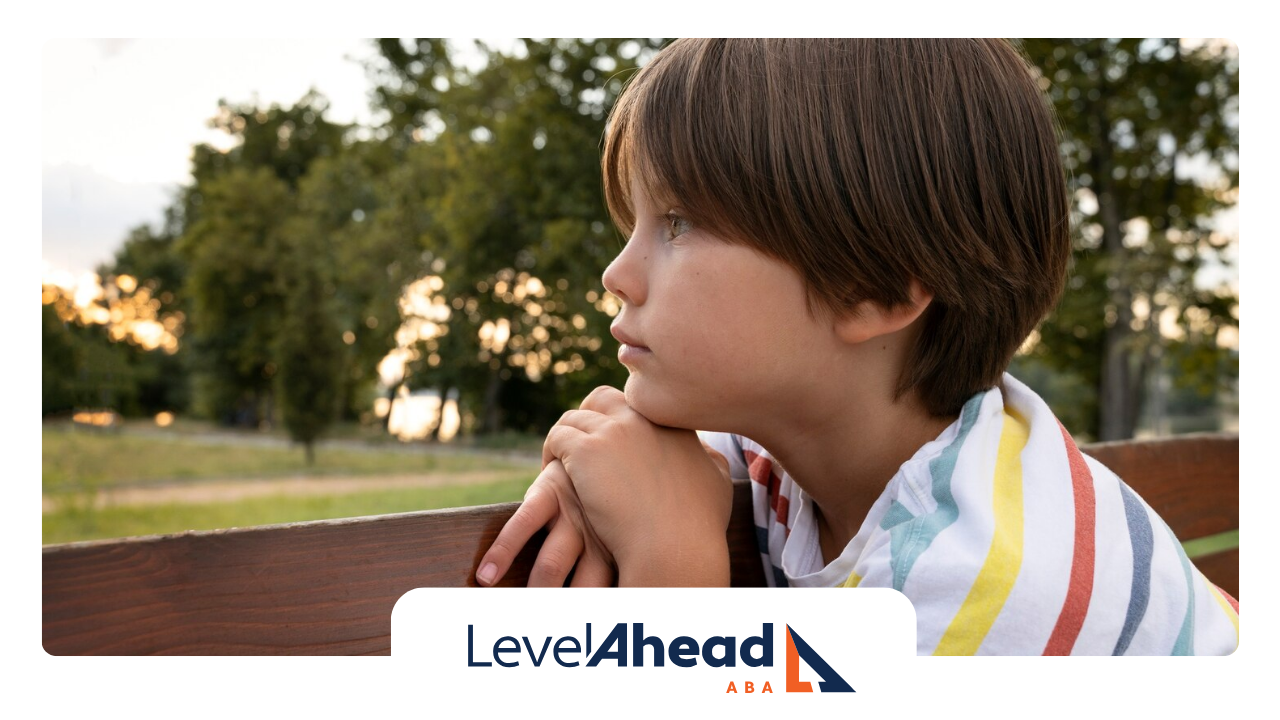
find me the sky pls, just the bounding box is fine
[41,38,1238,290]
[41,38,508,280]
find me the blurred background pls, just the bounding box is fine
[41,38,1238,544]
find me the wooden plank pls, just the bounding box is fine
[1081,433,1238,540]
[45,506,527,655]
[44,479,765,655]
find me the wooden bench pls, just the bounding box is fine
[43,433,1238,655]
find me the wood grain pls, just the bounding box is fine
[1082,433,1238,539]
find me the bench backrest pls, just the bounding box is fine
[1080,433,1238,599]
[43,433,1237,655]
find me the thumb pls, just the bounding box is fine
[700,440,731,480]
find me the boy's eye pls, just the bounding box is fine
[663,212,692,241]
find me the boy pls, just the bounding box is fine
[474,38,1239,655]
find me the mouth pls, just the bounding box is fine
[610,326,649,351]
[617,342,653,365]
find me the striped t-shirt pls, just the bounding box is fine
[697,372,1239,655]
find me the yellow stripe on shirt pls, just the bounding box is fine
[934,408,1029,655]
[1202,576,1239,651]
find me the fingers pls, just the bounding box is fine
[540,390,632,470]
[578,385,628,415]
[569,551,615,588]
[475,473,559,586]
[528,518,585,587]
[542,410,609,469]
[542,422,593,471]
[701,442,731,479]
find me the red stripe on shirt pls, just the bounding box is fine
[1043,420,1098,655]
[743,449,782,513]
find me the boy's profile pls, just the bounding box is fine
[473,38,1239,655]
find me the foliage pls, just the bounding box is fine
[272,227,346,463]
[361,38,668,431]
[1017,39,1238,439]
[289,142,406,418]
[41,296,147,415]
[42,303,82,414]
[190,89,350,191]
[48,39,1238,442]
[179,166,294,423]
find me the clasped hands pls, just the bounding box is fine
[475,386,734,587]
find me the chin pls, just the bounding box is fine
[622,375,700,430]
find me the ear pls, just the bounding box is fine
[833,278,934,346]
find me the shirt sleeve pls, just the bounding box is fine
[696,430,750,481]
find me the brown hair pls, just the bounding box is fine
[601,38,1071,417]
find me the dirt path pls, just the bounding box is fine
[42,469,534,512]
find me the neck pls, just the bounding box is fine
[736,359,958,567]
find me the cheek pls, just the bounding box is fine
[622,244,829,427]
[691,268,815,362]
[626,277,813,426]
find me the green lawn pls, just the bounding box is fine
[1182,529,1239,559]
[116,417,547,451]
[42,426,532,492]
[43,475,534,545]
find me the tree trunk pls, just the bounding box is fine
[481,368,505,434]
[1139,38,1182,439]
[1090,43,1137,441]
[428,383,452,442]
[260,387,276,431]
[382,379,404,432]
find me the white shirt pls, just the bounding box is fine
[698,372,1239,655]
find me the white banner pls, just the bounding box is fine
[393,587,915,701]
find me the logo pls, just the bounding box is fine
[466,621,854,693]
[785,624,854,693]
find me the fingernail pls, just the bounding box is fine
[478,562,498,585]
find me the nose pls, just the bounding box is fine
[601,232,648,306]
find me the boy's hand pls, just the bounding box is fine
[476,458,616,587]
[540,386,734,586]
[476,386,735,587]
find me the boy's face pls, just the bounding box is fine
[601,179,845,434]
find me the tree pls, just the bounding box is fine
[99,215,192,415]
[42,301,81,415]
[191,89,350,191]
[290,141,408,420]
[364,38,668,433]
[177,91,352,427]
[1018,39,1238,439]
[179,166,294,425]
[273,230,345,465]
[41,289,141,415]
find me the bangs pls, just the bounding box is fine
[601,39,757,247]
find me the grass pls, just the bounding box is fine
[114,416,398,443]
[1182,529,1239,559]
[42,426,531,492]
[42,475,534,545]
[456,429,547,454]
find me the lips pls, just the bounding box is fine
[610,325,649,350]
